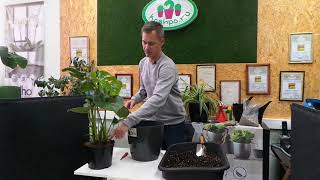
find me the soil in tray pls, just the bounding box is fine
[162,150,223,168]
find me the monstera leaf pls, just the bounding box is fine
[0,46,28,69]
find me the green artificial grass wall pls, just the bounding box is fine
[97,0,257,65]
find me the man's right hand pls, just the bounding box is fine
[125,100,136,109]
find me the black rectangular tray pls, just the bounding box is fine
[158,142,230,180]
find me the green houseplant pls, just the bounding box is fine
[204,123,226,134]
[34,57,89,97]
[0,46,28,98]
[231,129,255,159]
[63,65,130,169]
[203,123,227,144]
[183,84,219,122]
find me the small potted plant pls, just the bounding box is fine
[63,64,129,169]
[203,123,227,144]
[0,46,28,98]
[183,84,219,122]
[231,129,255,159]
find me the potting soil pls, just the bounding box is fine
[162,150,223,168]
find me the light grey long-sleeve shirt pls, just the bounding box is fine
[123,52,186,128]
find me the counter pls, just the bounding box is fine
[74,147,165,180]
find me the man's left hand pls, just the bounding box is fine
[113,122,129,139]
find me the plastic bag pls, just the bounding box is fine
[191,122,204,142]
[239,98,263,127]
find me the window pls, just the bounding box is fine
[5,2,44,97]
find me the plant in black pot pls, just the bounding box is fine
[183,84,219,122]
[231,129,255,159]
[64,66,130,169]
[0,46,28,98]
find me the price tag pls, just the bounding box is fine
[128,128,137,137]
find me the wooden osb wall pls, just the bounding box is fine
[60,0,320,120]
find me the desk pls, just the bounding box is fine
[74,147,165,180]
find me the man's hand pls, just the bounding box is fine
[113,122,129,139]
[125,100,136,109]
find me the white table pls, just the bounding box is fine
[74,147,165,180]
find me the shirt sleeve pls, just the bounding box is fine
[123,65,176,128]
[130,60,147,103]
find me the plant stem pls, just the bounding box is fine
[106,110,114,139]
[90,106,97,144]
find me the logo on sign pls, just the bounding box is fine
[142,0,198,31]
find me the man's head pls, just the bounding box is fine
[141,21,164,62]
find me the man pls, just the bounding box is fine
[113,21,186,149]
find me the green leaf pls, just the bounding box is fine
[98,70,111,77]
[101,96,124,113]
[68,107,90,114]
[112,117,120,124]
[0,46,8,63]
[34,80,47,88]
[0,47,28,69]
[62,67,86,78]
[115,106,130,118]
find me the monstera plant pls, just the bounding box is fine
[63,66,129,169]
[0,46,28,98]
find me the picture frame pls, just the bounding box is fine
[279,71,305,101]
[289,32,313,64]
[115,74,133,99]
[196,65,216,92]
[178,74,191,92]
[246,64,270,95]
[220,80,241,106]
[69,36,89,65]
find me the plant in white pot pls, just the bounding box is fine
[231,129,255,159]
[0,46,28,98]
[63,66,129,169]
[203,123,227,144]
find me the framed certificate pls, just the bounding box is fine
[196,65,216,92]
[289,32,313,63]
[69,36,89,64]
[178,74,191,93]
[246,64,270,95]
[115,74,133,99]
[220,80,241,106]
[279,71,305,101]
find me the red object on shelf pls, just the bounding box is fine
[216,105,226,122]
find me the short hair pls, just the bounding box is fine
[141,21,164,38]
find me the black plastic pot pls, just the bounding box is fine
[188,103,209,123]
[158,142,229,180]
[233,99,272,124]
[84,140,114,170]
[128,121,164,161]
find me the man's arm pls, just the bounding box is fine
[131,85,147,104]
[123,66,176,128]
[130,61,147,103]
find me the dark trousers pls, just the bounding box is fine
[162,121,185,150]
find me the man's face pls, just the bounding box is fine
[142,30,164,60]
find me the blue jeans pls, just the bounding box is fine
[162,121,185,150]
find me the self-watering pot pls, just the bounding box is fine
[128,121,164,161]
[233,142,251,159]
